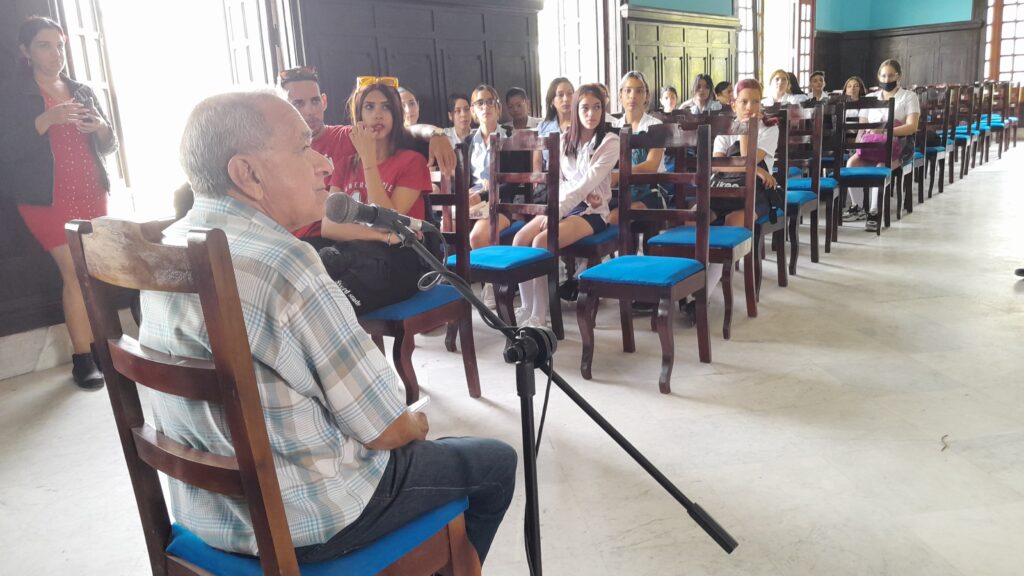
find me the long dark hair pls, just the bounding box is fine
[691,74,714,97]
[844,76,868,100]
[346,81,415,159]
[563,83,610,157]
[17,16,64,72]
[787,72,804,95]
[544,77,573,122]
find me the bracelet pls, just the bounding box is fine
[386,231,393,244]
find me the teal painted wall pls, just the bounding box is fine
[629,0,734,17]
[816,0,972,32]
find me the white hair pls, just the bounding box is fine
[179,89,285,198]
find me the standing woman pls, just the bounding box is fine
[513,84,618,327]
[844,59,920,232]
[678,74,723,113]
[0,17,117,390]
[608,70,667,224]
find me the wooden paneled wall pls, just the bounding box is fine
[298,0,543,127]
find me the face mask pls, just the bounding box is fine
[880,79,898,92]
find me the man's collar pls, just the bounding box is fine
[189,195,292,236]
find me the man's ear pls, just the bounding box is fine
[321,92,328,110]
[227,154,264,201]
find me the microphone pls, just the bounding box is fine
[325,193,437,233]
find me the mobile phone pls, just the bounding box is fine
[409,395,430,412]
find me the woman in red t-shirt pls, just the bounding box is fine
[321,80,431,243]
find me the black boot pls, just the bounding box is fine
[72,353,105,390]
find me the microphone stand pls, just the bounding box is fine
[391,224,738,576]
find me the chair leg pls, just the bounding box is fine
[773,229,788,287]
[915,167,923,206]
[809,208,820,263]
[494,283,515,326]
[788,213,799,276]
[721,261,733,340]
[927,158,936,198]
[938,158,946,193]
[655,298,674,394]
[694,287,711,363]
[445,323,458,353]
[457,306,480,399]
[577,290,598,380]
[393,331,419,405]
[882,185,891,229]
[619,298,636,353]
[753,234,763,296]
[548,272,564,340]
[743,252,758,318]
[823,195,833,254]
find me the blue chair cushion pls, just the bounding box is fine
[926,146,946,154]
[568,225,618,248]
[756,208,785,225]
[839,166,891,179]
[1009,116,1018,123]
[989,122,1005,129]
[771,166,804,178]
[788,177,838,191]
[359,285,462,321]
[165,498,470,576]
[648,225,752,249]
[787,190,818,206]
[499,219,525,239]
[580,255,703,288]
[446,245,552,271]
[955,134,972,142]
[913,151,924,160]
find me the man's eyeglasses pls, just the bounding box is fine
[279,66,319,85]
[357,76,399,89]
[472,98,497,109]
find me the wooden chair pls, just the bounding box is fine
[644,116,760,340]
[944,84,965,184]
[361,143,480,404]
[780,105,824,276]
[835,97,896,236]
[1009,82,1020,147]
[953,84,981,178]
[921,85,952,197]
[754,106,788,292]
[988,81,1010,159]
[447,131,565,339]
[577,123,714,393]
[65,217,480,576]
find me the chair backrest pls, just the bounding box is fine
[781,105,824,189]
[764,107,790,191]
[959,84,980,130]
[488,131,560,248]
[65,218,300,575]
[992,81,1010,120]
[946,84,963,136]
[618,122,714,263]
[981,81,995,124]
[429,143,471,280]
[837,97,897,166]
[922,85,952,145]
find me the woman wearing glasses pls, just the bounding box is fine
[321,77,432,242]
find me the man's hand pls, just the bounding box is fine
[428,135,456,177]
[412,411,429,441]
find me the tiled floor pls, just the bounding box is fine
[2,147,1024,575]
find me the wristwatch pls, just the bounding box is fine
[430,126,446,138]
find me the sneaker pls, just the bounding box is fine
[522,315,548,328]
[481,283,496,309]
[515,306,531,324]
[71,353,104,390]
[842,206,863,222]
[1017,268,1024,278]
[865,218,880,232]
[631,301,655,313]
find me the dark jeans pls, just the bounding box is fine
[295,437,517,564]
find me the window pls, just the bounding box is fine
[738,0,757,79]
[986,0,1024,82]
[792,0,814,88]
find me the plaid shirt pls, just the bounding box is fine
[138,195,407,555]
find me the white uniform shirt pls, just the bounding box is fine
[862,87,921,124]
[713,121,780,173]
[558,132,620,219]
[611,112,667,172]
[762,93,811,106]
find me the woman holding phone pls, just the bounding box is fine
[0,16,117,390]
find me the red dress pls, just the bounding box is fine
[18,89,107,251]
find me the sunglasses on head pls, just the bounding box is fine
[279,66,319,84]
[357,76,399,89]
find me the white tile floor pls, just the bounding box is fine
[2,147,1024,575]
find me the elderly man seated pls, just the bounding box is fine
[138,90,516,564]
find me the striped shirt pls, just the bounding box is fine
[138,195,407,555]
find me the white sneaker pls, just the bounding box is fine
[515,306,531,324]
[481,284,496,309]
[523,315,548,328]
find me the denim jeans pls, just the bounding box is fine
[295,437,518,564]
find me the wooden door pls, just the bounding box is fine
[661,44,686,97]
[381,37,440,125]
[686,46,709,86]
[440,39,488,103]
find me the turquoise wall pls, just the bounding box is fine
[630,0,734,17]
[816,0,972,32]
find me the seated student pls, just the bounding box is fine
[714,81,734,107]
[608,70,668,225]
[513,83,619,328]
[315,79,436,312]
[844,76,867,103]
[762,69,810,106]
[705,78,781,293]
[398,86,420,128]
[532,77,575,175]
[444,92,473,148]
[844,59,920,232]
[503,86,541,130]
[678,74,723,114]
[145,90,516,565]
[807,70,829,103]
[281,68,456,238]
[659,86,679,114]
